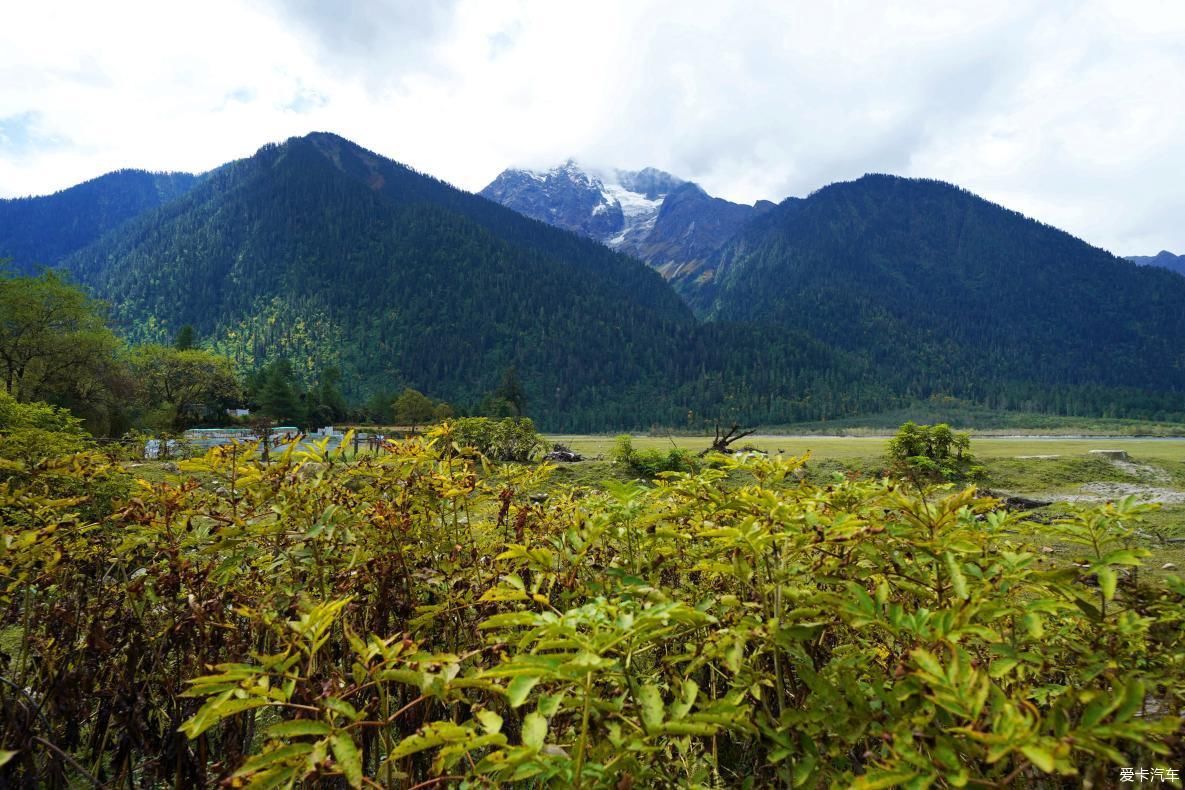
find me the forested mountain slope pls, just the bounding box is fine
[0,169,197,272]
[65,134,861,429]
[26,139,1185,429]
[703,174,1185,414]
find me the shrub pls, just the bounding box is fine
[888,420,983,482]
[1,438,1181,787]
[610,433,698,477]
[0,389,92,472]
[447,416,546,462]
[0,391,129,525]
[0,388,87,435]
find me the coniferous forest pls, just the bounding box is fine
[3,133,1185,431]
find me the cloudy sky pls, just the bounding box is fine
[1,0,1183,254]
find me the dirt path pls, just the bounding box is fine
[1012,458,1184,505]
[1057,482,1185,505]
[1111,459,1172,484]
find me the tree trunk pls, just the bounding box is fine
[701,422,757,456]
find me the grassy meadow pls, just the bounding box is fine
[547,432,1185,464]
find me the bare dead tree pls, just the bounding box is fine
[700,421,757,456]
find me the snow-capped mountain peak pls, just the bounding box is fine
[480,160,685,250]
[480,159,769,298]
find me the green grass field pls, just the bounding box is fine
[770,405,1185,436]
[547,433,1185,463]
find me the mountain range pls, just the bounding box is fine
[1127,250,1185,278]
[2,132,1184,430]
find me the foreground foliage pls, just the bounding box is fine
[0,428,1182,787]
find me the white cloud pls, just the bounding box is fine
[1,0,1183,254]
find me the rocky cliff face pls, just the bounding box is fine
[637,182,774,288]
[480,161,769,298]
[479,160,625,239]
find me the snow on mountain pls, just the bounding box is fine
[602,179,665,248]
[480,160,770,300]
[479,159,623,239]
[479,160,682,250]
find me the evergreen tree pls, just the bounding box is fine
[479,395,516,419]
[174,324,197,350]
[257,360,303,424]
[308,367,347,426]
[364,390,395,424]
[493,366,527,417]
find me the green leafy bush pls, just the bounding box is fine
[0,388,87,435]
[446,416,547,462]
[0,389,91,470]
[0,391,129,525]
[610,433,699,477]
[0,426,90,469]
[888,420,984,482]
[0,435,1181,787]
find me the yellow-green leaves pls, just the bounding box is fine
[329,734,362,788]
[11,436,1185,787]
[507,675,541,708]
[1096,566,1118,602]
[521,711,548,750]
[265,720,331,738]
[944,551,969,600]
[638,683,664,731]
[179,694,272,738]
[475,709,503,735]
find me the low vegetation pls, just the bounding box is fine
[887,421,984,484]
[1,415,1182,787]
[450,417,548,462]
[609,434,699,477]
